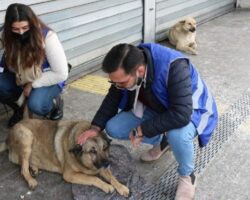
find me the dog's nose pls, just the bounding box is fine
[102,160,110,168]
[190,27,196,32]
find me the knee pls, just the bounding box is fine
[28,98,50,116]
[168,127,194,147]
[0,84,21,102]
[105,120,124,139]
[0,86,8,98]
[105,120,118,138]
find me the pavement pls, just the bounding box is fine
[1,9,250,200]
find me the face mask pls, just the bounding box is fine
[127,76,143,91]
[12,30,30,44]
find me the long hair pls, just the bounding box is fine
[2,3,48,70]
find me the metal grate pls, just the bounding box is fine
[142,89,250,200]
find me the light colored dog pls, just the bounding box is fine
[0,119,129,197]
[168,16,198,55]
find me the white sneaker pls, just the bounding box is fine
[175,172,196,200]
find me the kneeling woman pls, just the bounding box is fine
[0,3,68,127]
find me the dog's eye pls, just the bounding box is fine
[103,146,108,151]
[89,148,97,154]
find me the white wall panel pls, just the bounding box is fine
[0,0,237,79]
[156,0,236,41]
[237,0,250,8]
[0,0,143,79]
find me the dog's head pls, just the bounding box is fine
[69,132,112,170]
[180,17,197,33]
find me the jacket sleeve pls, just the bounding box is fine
[32,31,68,88]
[91,85,123,130]
[141,58,193,137]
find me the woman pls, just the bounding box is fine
[0,3,68,127]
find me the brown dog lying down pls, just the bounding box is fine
[0,119,129,197]
[168,16,198,55]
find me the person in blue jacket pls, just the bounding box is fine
[78,43,218,200]
[0,3,68,127]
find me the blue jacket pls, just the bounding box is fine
[139,43,218,146]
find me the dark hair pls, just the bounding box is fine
[2,3,48,70]
[102,43,145,74]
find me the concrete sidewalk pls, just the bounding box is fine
[1,9,250,200]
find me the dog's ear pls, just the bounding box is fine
[69,144,83,156]
[179,20,186,24]
[101,132,112,145]
[106,137,112,145]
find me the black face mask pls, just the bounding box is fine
[12,30,30,44]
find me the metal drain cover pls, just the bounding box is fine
[142,89,250,200]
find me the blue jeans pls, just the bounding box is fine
[105,108,197,176]
[0,72,62,116]
[27,85,62,116]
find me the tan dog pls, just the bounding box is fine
[168,16,198,55]
[0,119,129,197]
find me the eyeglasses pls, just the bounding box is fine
[107,66,140,89]
[108,78,131,89]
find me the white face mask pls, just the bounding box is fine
[127,76,143,91]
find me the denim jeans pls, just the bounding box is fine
[105,108,197,176]
[27,85,62,116]
[0,72,62,116]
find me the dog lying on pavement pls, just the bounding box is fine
[0,119,129,197]
[168,16,198,55]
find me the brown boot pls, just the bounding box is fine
[175,172,196,200]
[140,144,170,162]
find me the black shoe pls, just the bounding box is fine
[8,110,23,127]
[49,95,64,120]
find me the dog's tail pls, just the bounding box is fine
[0,141,7,152]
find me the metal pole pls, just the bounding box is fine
[143,0,156,42]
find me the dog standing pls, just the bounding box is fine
[168,16,198,55]
[0,119,129,197]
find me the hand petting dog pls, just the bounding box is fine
[129,126,143,148]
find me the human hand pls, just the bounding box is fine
[129,126,143,149]
[23,82,32,97]
[77,126,100,145]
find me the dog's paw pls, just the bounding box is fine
[103,184,115,194]
[116,185,130,197]
[28,178,38,189]
[29,166,39,177]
